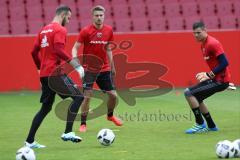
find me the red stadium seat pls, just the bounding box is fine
[216,1,235,16]
[26,6,43,21]
[161,0,180,3]
[144,0,161,4]
[2,0,238,34]
[111,0,128,6]
[150,17,167,31]
[78,0,93,7]
[115,18,132,32]
[42,0,58,6]
[220,15,238,29]
[66,19,80,33]
[78,5,92,20]
[112,5,130,19]
[28,20,44,34]
[104,18,114,27]
[198,1,216,16]
[58,0,76,6]
[167,17,185,31]
[101,5,112,19]
[9,0,25,6]
[147,3,164,18]
[234,0,240,16]
[25,0,42,20]
[202,16,220,30]
[129,4,147,18]
[182,2,199,17]
[9,5,25,21]
[93,0,111,6]
[80,19,92,29]
[11,20,27,35]
[26,0,41,6]
[164,2,182,17]
[127,0,145,5]
[0,22,10,35]
[0,3,8,22]
[132,17,150,32]
[43,6,57,23]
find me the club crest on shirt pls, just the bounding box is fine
[96,32,102,38]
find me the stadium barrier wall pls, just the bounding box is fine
[0,31,239,91]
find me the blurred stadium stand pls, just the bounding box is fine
[0,0,239,35]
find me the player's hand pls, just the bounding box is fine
[76,65,85,79]
[196,72,210,82]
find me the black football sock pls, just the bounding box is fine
[26,103,52,143]
[107,111,113,117]
[81,114,87,125]
[65,97,83,133]
[202,112,216,128]
[192,107,204,125]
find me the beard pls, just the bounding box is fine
[62,17,67,26]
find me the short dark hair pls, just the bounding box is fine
[192,21,205,30]
[91,5,105,14]
[56,5,71,15]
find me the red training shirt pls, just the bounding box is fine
[201,35,231,83]
[31,22,71,77]
[77,24,114,72]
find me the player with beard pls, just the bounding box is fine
[24,5,85,148]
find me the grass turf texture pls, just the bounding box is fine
[0,89,239,160]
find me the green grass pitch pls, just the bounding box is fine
[0,89,239,160]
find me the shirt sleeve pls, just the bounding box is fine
[210,40,224,57]
[31,34,41,69]
[77,29,86,43]
[109,29,114,41]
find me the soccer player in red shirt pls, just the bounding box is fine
[25,5,85,148]
[72,5,122,132]
[184,22,230,134]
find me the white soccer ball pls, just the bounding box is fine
[216,140,235,158]
[16,147,36,160]
[97,129,115,146]
[232,139,240,158]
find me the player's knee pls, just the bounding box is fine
[41,101,54,113]
[107,91,117,100]
[72,96,84,103]
[84,90,93,98]
[184,88,192,97]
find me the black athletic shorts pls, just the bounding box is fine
[40,75,83,104]
[188,79,229,103]
[83,71,115,92]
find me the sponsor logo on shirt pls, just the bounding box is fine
[41,35,49,48]
[40,29,53,34]
[89,40,108,44]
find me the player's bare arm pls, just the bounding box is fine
[72,42,81,58]
[106,44,116,76]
